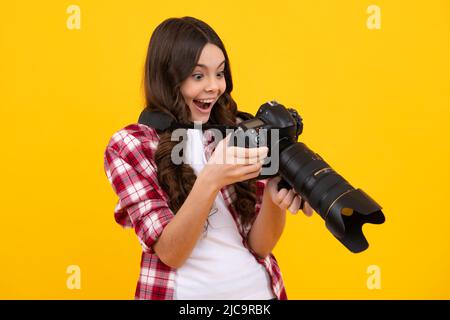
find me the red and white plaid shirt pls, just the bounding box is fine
[103,123,287,300]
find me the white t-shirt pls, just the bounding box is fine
[174,128,275,300]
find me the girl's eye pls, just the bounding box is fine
[192,71,225,81]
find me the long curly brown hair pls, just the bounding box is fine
[143,17,257,228]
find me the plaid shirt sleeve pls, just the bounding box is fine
[104,125,174,254]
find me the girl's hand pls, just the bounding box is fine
[199,134,268,191]
[266,176,314,216]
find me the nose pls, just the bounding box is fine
[205,77,220,93]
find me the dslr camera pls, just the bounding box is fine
[229,101,385,253]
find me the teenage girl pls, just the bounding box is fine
[104,16,313,300]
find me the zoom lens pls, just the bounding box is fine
[279,143,385,253]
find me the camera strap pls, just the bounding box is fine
[138,107,242,134]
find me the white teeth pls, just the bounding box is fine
[197,99,214,103]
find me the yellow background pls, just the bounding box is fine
[1,0,449,299]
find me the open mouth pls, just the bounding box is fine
[193,99,214,111]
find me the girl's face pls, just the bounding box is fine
[180,43,226,123]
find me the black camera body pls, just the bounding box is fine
[230,101,385,253]
[229,101,303,179]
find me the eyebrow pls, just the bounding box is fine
[195,60,226,69]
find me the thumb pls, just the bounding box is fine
[217,132,233,151]
[213,132,232,161]
[223,132,233,146]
